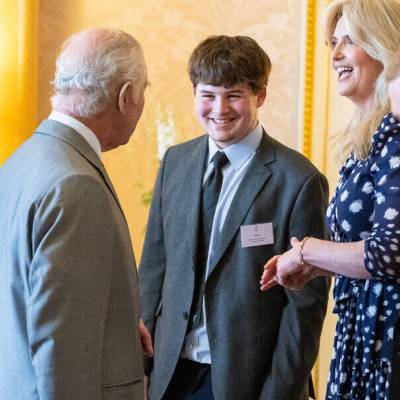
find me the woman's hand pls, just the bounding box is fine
[259,254,280,291]
[260,237,319,291]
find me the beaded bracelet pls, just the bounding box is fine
[299,236,311,267]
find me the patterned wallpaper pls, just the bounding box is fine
[39,0,305,255]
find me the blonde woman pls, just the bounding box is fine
[260,0,400,399]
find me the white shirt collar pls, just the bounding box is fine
[207,123,263,170]
[48,111,102,157]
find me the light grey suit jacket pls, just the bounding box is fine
[0,120,143,399]
[139,132,330,400]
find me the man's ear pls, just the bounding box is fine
[118,81,133,114]
[257,86,267,107]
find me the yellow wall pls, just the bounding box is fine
[0,0,38,164]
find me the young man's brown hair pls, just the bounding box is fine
[188,35,271,93]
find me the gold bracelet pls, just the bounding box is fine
[299,237,311,267]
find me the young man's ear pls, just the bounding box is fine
[118,81,133,114]
[257,86,267,107]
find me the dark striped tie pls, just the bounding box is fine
[188,151,229,332]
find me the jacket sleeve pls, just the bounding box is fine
[138,149,169,375]
[260,171,331,400]
[28,174,116,399]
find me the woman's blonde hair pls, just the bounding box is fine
[324,0,400,164]
[385,49,400,82]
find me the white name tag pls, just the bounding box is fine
[240,222,274,248]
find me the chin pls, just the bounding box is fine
[210,134,232,144]
[338,85,353,98]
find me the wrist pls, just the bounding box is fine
[298,236,312,267]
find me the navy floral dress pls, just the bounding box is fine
[326,113,400,400]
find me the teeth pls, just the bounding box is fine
[337,66,353,79]
[336,66,353,73]
[213,118,231,124]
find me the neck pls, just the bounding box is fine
[53,107,114,151]
[353,92,376,114]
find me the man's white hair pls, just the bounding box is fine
[51,28,146,118]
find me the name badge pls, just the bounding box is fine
[240,222,274,248]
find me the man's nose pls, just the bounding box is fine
[213,97,229,114]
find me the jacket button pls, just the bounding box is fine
[183,312,189,320]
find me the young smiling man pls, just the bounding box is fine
[139,35,330,400]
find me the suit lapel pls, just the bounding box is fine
[35,119,125,216]
[207,132,276,278]
[178,136,209,265]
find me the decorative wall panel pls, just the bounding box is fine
[39,0,306,257]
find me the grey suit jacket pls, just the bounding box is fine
[139,131,330,400]
[0,120,143,399]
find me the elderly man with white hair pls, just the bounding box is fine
[0,28,151,400]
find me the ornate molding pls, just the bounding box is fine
[302,0,317,159]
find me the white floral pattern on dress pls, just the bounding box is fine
[326,113,400,400]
